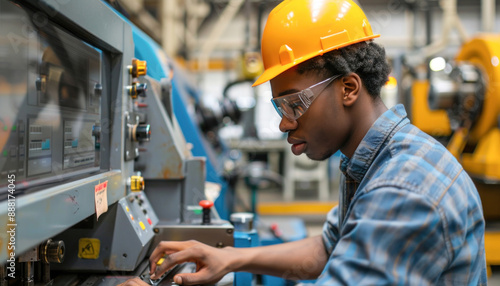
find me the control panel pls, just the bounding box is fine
[124,59,151,161]
[109,191,159,270]
[52,190,159,272]
[119,191,159,239]
[0,2,102,191]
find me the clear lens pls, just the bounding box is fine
[285,92,308,118]
[271,75,340,121]
[272,91,307,121]
[271,100,284,117]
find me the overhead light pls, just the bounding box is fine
[429,57,446,72]
[492,56,499,67]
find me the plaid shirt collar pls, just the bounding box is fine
[339,104,410,183]
[338,104,410,227]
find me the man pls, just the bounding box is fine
[121,0,486,285]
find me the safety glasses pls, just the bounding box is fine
[271,74,341,121]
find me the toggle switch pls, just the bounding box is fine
[199,200,214,225]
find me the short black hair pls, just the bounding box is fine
[296,41,391,98]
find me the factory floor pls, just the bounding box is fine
[232,177,500,285]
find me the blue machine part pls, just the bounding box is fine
[233,230,259,286]
[257,217,312,286]
[106,5,230,219]
[234,221,312,286]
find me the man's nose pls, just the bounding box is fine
[279,116,298,133]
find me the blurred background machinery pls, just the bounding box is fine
[409,35,500,271]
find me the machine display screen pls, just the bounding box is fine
[0,0,103,192]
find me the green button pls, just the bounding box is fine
[11,125,16,131]
[3,126,7,131]
[3,150,7,157]
[193,209,203,215]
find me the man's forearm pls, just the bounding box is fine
[229,235,328,280]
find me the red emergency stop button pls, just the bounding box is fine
[199,200,213,225]
[199,200,214,209]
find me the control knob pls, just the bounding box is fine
[40,239,65,264]
[132,124,151,142]
[130,175,145,192]
[127,82,147,99]
[128,59,147,78]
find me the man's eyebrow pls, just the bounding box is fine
[277,89,300,98]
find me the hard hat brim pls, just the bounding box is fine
[252,35,380,87]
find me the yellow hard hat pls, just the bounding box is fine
[253,0,379,87]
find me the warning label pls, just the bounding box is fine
[78,238,100,259]
[94,180,108,220]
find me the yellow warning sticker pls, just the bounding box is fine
[78,238,100,259]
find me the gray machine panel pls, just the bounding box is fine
[0,1,102,188]
[0,170,124,262]
[0,0,136,263]
[0,0,234,285]
[52,192,158,272]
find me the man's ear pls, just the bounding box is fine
[341,73,361,107]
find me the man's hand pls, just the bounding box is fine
[149,240,235,285]
[117,277,148,286]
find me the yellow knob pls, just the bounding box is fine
[129,59,147,78]
[130,175,145,192]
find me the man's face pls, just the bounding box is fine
[270,68,350,161]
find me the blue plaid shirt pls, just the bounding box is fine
[318,104,486,285]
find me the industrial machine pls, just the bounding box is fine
[0,0,235,285]
[410,35,500,269]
